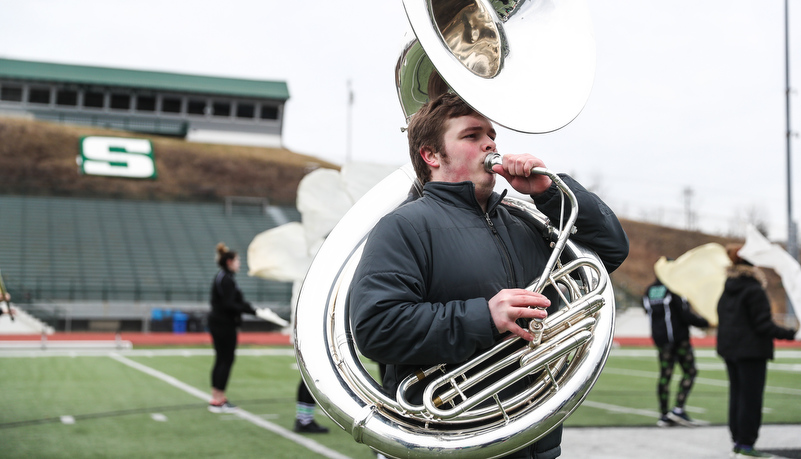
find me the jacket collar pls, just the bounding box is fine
[726,264,767,289]
[423,181,507,214]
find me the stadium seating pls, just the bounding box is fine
[0,194,299,330]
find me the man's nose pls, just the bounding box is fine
[484,137,495,151]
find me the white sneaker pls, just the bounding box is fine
[208,400,238,413]
[666,407,698,427]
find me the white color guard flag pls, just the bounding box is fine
[247,162,398,286]
[247,222,312,282]
[739,224,801,319]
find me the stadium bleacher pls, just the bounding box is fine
[0,194,298,331]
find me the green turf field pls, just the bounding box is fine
[1,346,799,458]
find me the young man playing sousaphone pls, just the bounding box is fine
[348,92,629,458]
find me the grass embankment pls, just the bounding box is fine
[0,116,338,205]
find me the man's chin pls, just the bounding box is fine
[475,177,496,201]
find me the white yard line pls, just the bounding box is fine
[581,400,661,418]
[582,362,801,423]
[612,349,801,359]
[0,348,295,358]
[603,367,801,396]
[108,353,351,459]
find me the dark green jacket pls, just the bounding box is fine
[349,176,629,396]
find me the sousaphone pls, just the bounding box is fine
[295,1,611,458]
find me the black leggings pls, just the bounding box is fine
[210,323,238,391]
[657,340,698,414]
[725,358,768,447]
[297,379,315,404]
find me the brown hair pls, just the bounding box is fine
[725,243,744,265]
[406,92,482,185]
[215,242,237,269]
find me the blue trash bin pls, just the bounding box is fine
[172,311,188,334]
[150,308,172,332]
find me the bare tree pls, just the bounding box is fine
[744,205,771,238]
[682,187,697,231]
[727,205,770,239]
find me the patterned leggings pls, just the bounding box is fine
[657,340,698,415]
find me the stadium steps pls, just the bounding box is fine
[0,303,55,335]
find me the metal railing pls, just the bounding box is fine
[4,279,292,304]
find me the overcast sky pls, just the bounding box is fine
[1,0,800,242]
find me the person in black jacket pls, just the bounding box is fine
[208,242,257,413]
[348,93,629,459]
[208,243,330,431]
[642,277,709,427]
[717,244,798,459]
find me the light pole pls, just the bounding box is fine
[785,0,798,322]
[346,80,354,164]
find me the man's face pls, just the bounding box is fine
[432,113,497,204]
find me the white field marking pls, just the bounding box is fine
[764,363,801,372]
[697,375,801,395]
[694,361,801,373]
[582,401,710,424]
[0,348,296,358]
[620,360,801,373]
[580,400,660,418]
[221,413,280,421]
[150,413,167,422]
[682,405,707,414]
[603,367,801,396]
[60,415,75,425]
[579,400,711,425]
[611,349,801,359]
[108,353,350,459]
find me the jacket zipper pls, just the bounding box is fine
[484,212,516,287]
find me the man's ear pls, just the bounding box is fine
[421,146,440,169]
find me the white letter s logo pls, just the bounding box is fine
[78,136,156,179]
